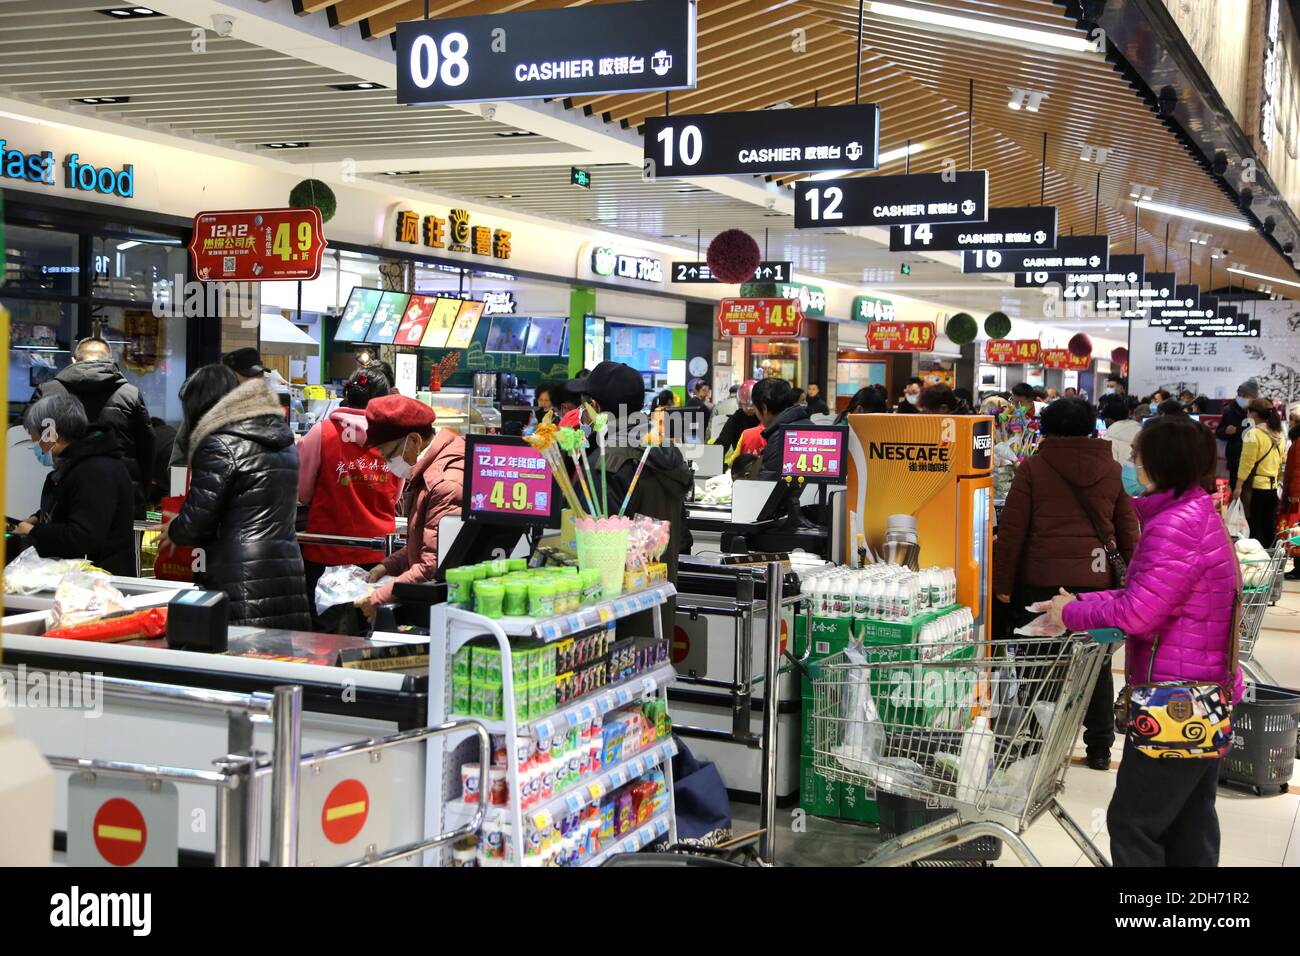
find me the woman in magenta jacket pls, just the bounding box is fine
[1049,415,1241,867]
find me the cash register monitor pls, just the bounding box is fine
[777,424,848,485]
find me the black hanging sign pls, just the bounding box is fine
[794,172,988,229]
[670,260,793,283]
[980,235,1110,277]
[888,206,1057,252]
[643,105,880,178]
[1150,285,1204,325]
[395,0,696,105]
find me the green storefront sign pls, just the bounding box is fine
[851,295,896,323]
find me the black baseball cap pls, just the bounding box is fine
[222,347,265,377]
[566,361,644,412]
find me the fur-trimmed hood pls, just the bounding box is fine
[189,379,291,462]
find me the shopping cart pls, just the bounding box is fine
[810,632,1111,868]
[1238,541,1287,686]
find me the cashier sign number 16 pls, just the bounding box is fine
[490,480,531,511]
[273,221,314,261]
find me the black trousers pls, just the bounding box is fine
[1245,488,1278,546]
[1016,584,1116,760]
[1108,740,1221,866]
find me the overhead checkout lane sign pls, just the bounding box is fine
[967,234,1110,276]
[396,0,696,105]
[643,104,880,177]
[888,206,1058,252]
[795,171,988,229]
[671,260,792,283]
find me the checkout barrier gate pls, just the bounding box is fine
[15,669,488,866]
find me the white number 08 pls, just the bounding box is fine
[410,32,470,88]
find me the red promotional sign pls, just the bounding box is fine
[867,320,936,352]
[1040,348,1092,370]
[93,798,147,866]
[985,339,1041,364]
[188,207,328,282]
[717,298,804,337]
[321,778,370,845]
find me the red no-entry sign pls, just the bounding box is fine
[93,798,148,866]
[321,779,370,845]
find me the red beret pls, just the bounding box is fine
[364,394,436,448]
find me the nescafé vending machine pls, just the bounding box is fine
[843,414,994,637]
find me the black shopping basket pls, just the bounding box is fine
[1219,684,1300,796]
[876,790,1003,864]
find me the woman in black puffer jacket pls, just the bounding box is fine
[161,365,311,629]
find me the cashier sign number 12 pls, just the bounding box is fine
[490,480,530,511]
[802,186,844,221]
[409,31,471,89]
[273,221,315,261]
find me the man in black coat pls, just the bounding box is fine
[34,337,155,508]
[16,393,137,576]
[1216,379,1257,492]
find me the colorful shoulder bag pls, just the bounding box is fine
[1115,537,1240,759]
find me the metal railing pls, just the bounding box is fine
[14,667,486,866]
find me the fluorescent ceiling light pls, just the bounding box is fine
[807,143,925,180]
[1134,199,1250,231]
[867,2,1094,52]
[115,241,140,251]
[1226,266,1300,290]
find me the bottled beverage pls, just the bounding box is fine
[898,578,914,621]
[915,571,930,612]
[883,581,900,622]
[883,514,921,571]
[852,577,871,626]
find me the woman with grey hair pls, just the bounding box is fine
[14,392,136,576]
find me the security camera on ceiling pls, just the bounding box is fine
[211,14,234,37]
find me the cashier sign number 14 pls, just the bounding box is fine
[490,480,530,511]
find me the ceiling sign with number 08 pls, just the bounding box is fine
[642,104,880,177]
[395,0,697,105]
[793,172,988,228]
[888,206,1058,252]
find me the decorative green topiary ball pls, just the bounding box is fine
[984,311,1012,340]
[739,282,777,298]
[946,312,978,345]
[288,179,337,223]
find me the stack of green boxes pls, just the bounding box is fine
[452,638,558,721]
[796,604,972,825]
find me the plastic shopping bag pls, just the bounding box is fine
[2,546,102,595]
[1225,497,1250,539]
[314,564,374,616]
[154,494,197,582]
[50,571,128,628]
[1014,612,1066,638]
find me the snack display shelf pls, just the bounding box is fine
[584,811,673,867]
[445,738,679,832]
[460,663,678,738]
[426,595,679,867]
[446,583,675,642]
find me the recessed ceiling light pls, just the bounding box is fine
[329,82,383,91]
[1135,199,1249,231]
[484,193,521,199]
[74,95,130,105]
[494,130,538,138]
[261,142,310,149]
[98,6,161,17]
[865,2,1095,52]
[382,170,420,176]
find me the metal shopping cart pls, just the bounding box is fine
[1238,541,1287,686]
[810,632,1112,868]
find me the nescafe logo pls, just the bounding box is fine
[972,421,992,470]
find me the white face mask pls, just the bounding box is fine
[387,438,415,478]
[905,393,920,405]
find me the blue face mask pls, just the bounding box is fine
[1121,461,1147,497]
[32,442,53,468]
[1236,395,1250,408]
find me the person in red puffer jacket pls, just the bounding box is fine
[1049,415,1241,867]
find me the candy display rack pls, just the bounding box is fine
[425,583,679,866]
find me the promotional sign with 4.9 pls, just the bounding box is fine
[867,321,935,352]
[717,298,804,337]
[395,0,696,105]
[188,207,327,282]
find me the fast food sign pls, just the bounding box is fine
[188,207,327,282]
[867,320,935,352]
[717,297,804,337]
[984,339,1041,364]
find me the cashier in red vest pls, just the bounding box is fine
[297,366,400,630]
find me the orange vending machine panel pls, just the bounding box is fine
[844,414,994,635]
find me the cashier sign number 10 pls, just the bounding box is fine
[490,480,530,511]
[409,31,471,88]
[273,221,315,261]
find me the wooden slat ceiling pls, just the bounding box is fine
[316,0,1294,298]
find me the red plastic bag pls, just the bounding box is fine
[154,493,196,581]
